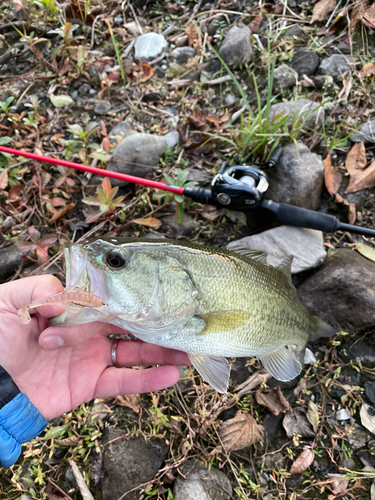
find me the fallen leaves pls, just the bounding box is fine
[249,15,263,33]
[310,0,336,24]
[360,403,375,434]
[359,62,375,78]
[131,217,162,228]
[0,169,8,189]
[255,386,291,416]
[356,241,375,262]
[306,400,320,433]
[50,93,74,108]
[326,474,349,495]
[290,447,314,474]
[324,154,342,197]
[335,193,356,224]
[283,407,316,438]
[218,410,264,453]
[345,142,375,194]
[114,394,141,413]
[185,25,200,48]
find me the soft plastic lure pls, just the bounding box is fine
[18,286,103,324]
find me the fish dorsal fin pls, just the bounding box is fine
[188,354,230,393]
[259,346,301,381]
[198,311,251,335]
[229,246,268,264]
[277,256,293,281]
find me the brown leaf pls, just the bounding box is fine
[235,369,271,398]
[187,108,209,131]
[283,407,316,438]
[0,169,8,190]
[55,436,79,446]
[310,0,336,23]
[306,400,320,433]
[115,394,141,413]
[324,154,342,196]
[359,62,375,78]
[185,25,199,48]
[249,15,263,33]
[132,217,162,228]
[344,142,375,193]
[335,193,356,224]
[50,202,75,222]
[290,448,314,474]
[255,386,291,416]
[45,481,67,500]
[219,410,264,452]
[7,184,23,203]
[327,474,349,494]
[363,4,375,28]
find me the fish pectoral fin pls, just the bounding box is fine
[229,246,268,265]
[277,256,293,281]
[259,347,301,382]
[198,311,251,335]
[188,354,230,394]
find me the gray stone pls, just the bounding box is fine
[224,94,235,106]
[335,43,351,54]
[282,25,303,38]
[313,75,335,91]
[297,249,375,332]
[170,46,196,64]
[350,120,375,143]
[365,381,375,404]
[336,409,351,420]
[0,245,23,282]
[134,32,168,62]
[265,142,324,210]
[290,49,320,76]
[101,430,168,500]
[161,213,195,237]
[269,98,325,130]
[347,424,369,450]
[319,54,357,78]
[94,100,111,115]
[228,226,326,274]
[108,121,137,143]
[262,452,285,470]
[165,130,179,148]
[218,25,252,67]
[175,34,189,47]
[273,64,298,89]
[173,460,232,500]
[107,132,176,183]
[77,83,92,97]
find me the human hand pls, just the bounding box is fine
[0,275,189,420]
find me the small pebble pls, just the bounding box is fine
[95,100,111,115]
[336,409,351,421]
[225,94,235,106]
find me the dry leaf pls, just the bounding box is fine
[344,141,375,194]
[50,202,75,222]
[255,386,291,416]
[290,448,314,474]
[360,403,375,434]
[324,154,342,196]
[188,108,209,131]
[219,410,264,452]
[334,193,356,224]
[55,436,79,446]
[371,482,375,500]
[235,369,271,398]
[307,400,320,433]
[249,15,263,33]
[356,241,375,262]
[185,25,199,48]
[310,0,336,23]
[115,394,141,413]
[45,481,67,500]
[0,169,8,190]
[132,217,162,228]
[283,407,316,438]
[359,62,375,78]
[363,3,375,28]
[327,473,349,494]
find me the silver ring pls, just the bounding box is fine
[111,339,121,368]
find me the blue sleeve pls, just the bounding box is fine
[0,393,48,468]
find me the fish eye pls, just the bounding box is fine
[105,250,127,270]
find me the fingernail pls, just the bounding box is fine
[42,335,64,350]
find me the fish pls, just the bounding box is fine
[50,237,336,393]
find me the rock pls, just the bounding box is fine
[282,25,303,38]
[170,47,196,64]
[101,430,168,500]
[165,130,179,148]
[319,54,357,78]
[173,460,232,500]
[344,342,375,365]
[262,452,285,470]
[218,25,252,67]
[228,226,326,274]
[265,142,324,210]
[187,168,211,184]
[290,49,319,76]
[124,21,143,37]
[77,83,92,97]
[365,381,375,404]
[134,33,168,62]
[336,409,351,420]
[224,94,235,106]
[208,15,227,36]
[161,214,195,237]
[347,424,369,450]
[107,131,177,183]
[273,64,298,89]
[350,119,375,143]
[297,249,375,331]
[94,100,111,115]
[269,98,325,130]
[0,245,24,282]
[313,75,335,91]
[335,43,351,54]
[108,121,137,143]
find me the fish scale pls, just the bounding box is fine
[51,237,336,393]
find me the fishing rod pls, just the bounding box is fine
[1,145,375,238]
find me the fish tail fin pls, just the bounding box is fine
[308,316,336,342]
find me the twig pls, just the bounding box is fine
[201,75,233,85]
[68,459,94,500]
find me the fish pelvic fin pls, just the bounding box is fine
[259,347,301,382]
[308,316,336,342]
[188,354,230,394]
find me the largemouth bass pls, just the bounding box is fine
[51,238,335,393]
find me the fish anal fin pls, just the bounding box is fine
[259,347,301,382]
[189,354,230,393]
[199,311,251,335]
[229,246,268,265]
[277,256,293,281]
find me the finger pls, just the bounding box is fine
[94,365,181,397]
[110,340,190,367]
[39,322,123,350]
[2,275,65,319]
